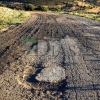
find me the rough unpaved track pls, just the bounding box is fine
[0,12,100,100]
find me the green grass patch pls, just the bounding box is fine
[0,7,30,31]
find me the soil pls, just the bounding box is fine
[0,12,100,100]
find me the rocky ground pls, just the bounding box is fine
[0,12,100,100]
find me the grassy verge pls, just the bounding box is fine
[0,7,30,31]
[65,12,100,21]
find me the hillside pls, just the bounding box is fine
[0,0,100,5]
[0,0,100,12]
[0,7,30,31]
[0,0,100,22]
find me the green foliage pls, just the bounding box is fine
[0,7,30,31]
[49,7,61,12]
[41,6,49,11]
[0,3,6,7]
[24,4,35,11]
[35,6,49,12]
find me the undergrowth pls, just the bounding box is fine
[0,7,30,31]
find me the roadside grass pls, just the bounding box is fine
[1,3,99,22]
[0,7,30,31]
[66,12,100,21]
[0,6,99,32]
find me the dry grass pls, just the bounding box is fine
[85,7,100,13]
[0,7,30,31]
[75,1,91,7]
[67,12,100,21]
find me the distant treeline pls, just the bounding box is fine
[0,0,73,5]
[0,0,58,3]
[0,0,99,5]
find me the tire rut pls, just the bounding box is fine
[49,14,100,99]
[0,12,100,100]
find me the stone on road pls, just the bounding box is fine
[36,66,65,82]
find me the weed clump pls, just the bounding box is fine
[35,6,49,12]
[24,4,35,11]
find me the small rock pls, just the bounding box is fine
[46,91,50,94]
[35,66,65,83]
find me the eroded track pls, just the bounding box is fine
[0,12,100,100]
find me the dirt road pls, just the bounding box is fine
[0,12,100,100]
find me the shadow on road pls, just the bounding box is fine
[66,84,100,90]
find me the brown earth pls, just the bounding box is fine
[0,12,100,100]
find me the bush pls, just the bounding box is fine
[35,6,49,12]
[41,6,49,12]
[0,3,6,7]
[49,7,61,12]
[0,7,30,31]
[24,4,35,11]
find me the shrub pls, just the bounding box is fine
[24,4,35,11]
[49,7,61,12]
[35,6,49,12]
[0,3,6,7]
[41,6,49,12]
[0,7,30,31]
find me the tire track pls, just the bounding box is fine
[0,14,40,74]
[52,14,98,99]
[58,14,100,99]
[0,15,38,55]
[0,12,100,100]
[48,15,79,99]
